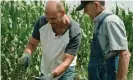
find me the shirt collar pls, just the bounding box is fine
[93,9,112,23]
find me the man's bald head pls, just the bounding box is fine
[45,0,65,13]
[44,0,66,27]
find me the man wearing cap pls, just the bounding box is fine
[76,0,130,80]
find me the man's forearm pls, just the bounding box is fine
[51,54,74,78]
[116,50,131,80]
[24,43,36,54]
[51,62,70,78]
[24,37,39,55]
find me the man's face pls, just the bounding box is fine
[83,2,97,20]
[45,9,63,27]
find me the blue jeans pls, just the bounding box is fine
[88,63,107,80]
[106,55,119,80]
[88,14,117,80]
[59,66,75,80]
[88,55,119,80]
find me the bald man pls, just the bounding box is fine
[18,0,81,80]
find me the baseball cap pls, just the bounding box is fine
[76,1,94,11]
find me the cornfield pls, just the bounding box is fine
[1,1,133,80]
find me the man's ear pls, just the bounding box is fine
[94,2,99,8]
[60,9,65,16]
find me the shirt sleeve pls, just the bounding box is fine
[64,33,82,56]
[32,16,47,40]
[32,18,41,40]
[106,20,128,51]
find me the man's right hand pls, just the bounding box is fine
[18,52,31,69]
[34,73,54,80]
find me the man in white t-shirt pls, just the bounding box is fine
[18,0,81,80]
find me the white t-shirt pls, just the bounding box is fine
[32,16,81,79]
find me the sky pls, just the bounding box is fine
[65,0,133,12]
[106,0,133,12]
[25,0,133,12]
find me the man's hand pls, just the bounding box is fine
[35,73,54,80]
[17,37,39,69]
[18,52,31,69]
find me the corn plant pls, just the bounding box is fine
[1,1,133,80]
[1,1,43,80]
